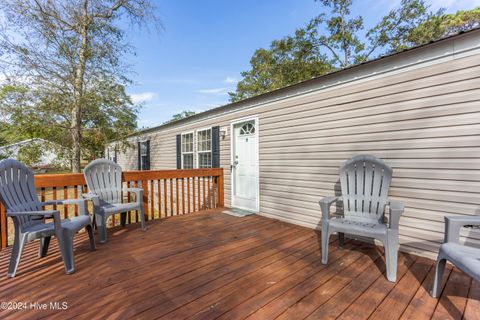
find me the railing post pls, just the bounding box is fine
[218,169,224,208]
[142,180,149,221]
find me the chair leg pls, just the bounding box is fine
[57,230,76,275]
[38,236,51,258]
[431,255,447,298]
[338,232,345,247]
[8,233,27,278]
[96,213,108,243]
[86,225,96,250]
[139,205,146,231]
[321,222,330,265]
[385,233,398,282]
[120,212,127,226]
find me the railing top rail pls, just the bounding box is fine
[122,168,223,181]
[34,168,224,188]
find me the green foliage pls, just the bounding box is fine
[405,7,480,47]
[0,147,12,160]
[229,29,333,102]
[16,143,42,167]
[311,0,365,68]
[230,0,434,102]
[165,110,197,124]
[0,0,159,171]
[0,79,138,160]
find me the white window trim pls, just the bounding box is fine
[196,127,212,169]
[181,131,194,169]
[180,128,215,169]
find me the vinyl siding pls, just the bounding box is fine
[115,32,480,259]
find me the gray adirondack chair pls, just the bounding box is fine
[0,159,95,277]
[431,215,480,297]
[83,159,146,243]
[320,155,404,282]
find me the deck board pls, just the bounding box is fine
[0,210,477,319]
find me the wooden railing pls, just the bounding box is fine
[0,168,224,249]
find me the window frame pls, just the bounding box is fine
[180,131,194,169]
[196,127,212,169]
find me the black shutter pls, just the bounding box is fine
[114,148,117,163]
[212,126,220,168]
[137,141,141,170]
[145,140,150,170]
[176,134,181,169]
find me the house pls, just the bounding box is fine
[0,138,69,170]
[111,28,480,259]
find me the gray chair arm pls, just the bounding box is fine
[7,210,62,231]
[444,215,480,243]
[82,193,101,205]
[387,201,404,230]
[123,188,143,203]
[319,196,338,221]
[41,198,89,215]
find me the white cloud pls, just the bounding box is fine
[195,87,229,95]
[223,77,238,84]
[130,92,157,104]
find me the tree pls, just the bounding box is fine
[17,143,43,167]
[229,29,333,102]
[404,7,480,48]
[165,110,197,124]
[0,0,160,172]
[230,0,434,102]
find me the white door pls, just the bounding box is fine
[232,119,258,212]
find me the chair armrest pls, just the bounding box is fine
[387,201,404,230]
[7,210,62,231]
[82,193,100,206]
[122,188,143,202]
[444,215,480,243]
[41,198,89,215]
[319,196,338,220]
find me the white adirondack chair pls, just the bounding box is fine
[320,155,404,282]
[0,159,95,277]
[83,159,146,243]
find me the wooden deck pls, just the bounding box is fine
[0,209,478,319]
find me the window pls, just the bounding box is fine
[240,122,255,135]
[177,127,218,169]
[139,140,150,170]
[197,129,212,168]
[181,133,194,169]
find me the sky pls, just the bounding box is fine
[125,0,480,128]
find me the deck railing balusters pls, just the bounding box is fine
[0,168,223,249]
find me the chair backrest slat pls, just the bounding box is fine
[340,155,393,223]
[0,159,42,227]
[84,159,123,204]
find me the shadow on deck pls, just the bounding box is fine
[0,209,478,319]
